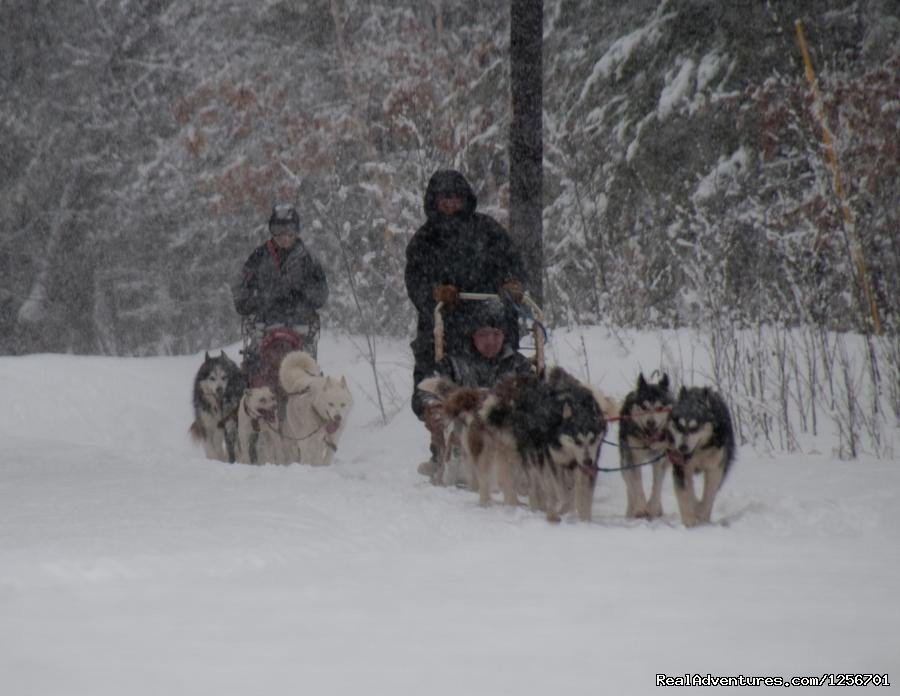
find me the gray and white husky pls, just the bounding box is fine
[190,351,245,462]
[619,373,674,519]
[482,368,610,522]
[666,386,735,527]
[538,368,610,522]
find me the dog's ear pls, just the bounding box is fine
[659,373,669,390]
[638,373,647,389]
[204,351,210,360]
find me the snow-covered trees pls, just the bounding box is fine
[1,0,896,355]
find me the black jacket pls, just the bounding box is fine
[232,238,328,326]
[405,170,524,369]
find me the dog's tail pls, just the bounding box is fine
[279,350,322,393]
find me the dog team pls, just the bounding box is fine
[191,347,733,527]
[191,349,353,468]
[417,369,735,528]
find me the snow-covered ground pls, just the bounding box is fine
[1,328,897,695]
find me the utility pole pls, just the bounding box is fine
[510,0,544,306]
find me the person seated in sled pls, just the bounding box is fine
[232,203,328,387]
[411,297,534,477]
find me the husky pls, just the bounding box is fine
[538,368,609,522]
[279,350,353,466]
[416,376,482,489]
[618,373,674,519]
[419,368,610,523]
[236,385,284,465]
[190,351,245,462]
[666,386,736,527]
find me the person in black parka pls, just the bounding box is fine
[405,170,526,415]
[405,170,527,472]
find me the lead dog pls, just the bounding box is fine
[666,386,735,527]
[236,385,284,465]
[279,351,353,466]
[190,351,245,462]
[619,373,674,519]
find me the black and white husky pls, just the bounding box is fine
[618,373,674,519]
[539,368,610,523]
[666,386,735,527]
[419,367,611,523]
[190,351,245,462]
[482,368,610,522]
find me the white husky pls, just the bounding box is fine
[236,385,284,465]
[279,351,353,466]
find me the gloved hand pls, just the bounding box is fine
[500,279,525,302]
[433,284,459,306]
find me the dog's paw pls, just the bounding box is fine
[629,506,651,519]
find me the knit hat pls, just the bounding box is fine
[470,297,508,331]
[269,203,300,232]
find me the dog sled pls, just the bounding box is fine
[225,319,353,466]
[427,291,547,489]
[239,316,320,388]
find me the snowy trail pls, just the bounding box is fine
[1,332,897,695]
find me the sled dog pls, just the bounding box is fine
[430,368,609,522]
[666,386,735,527]
[279,351,353,466]
[237,385,284,465]
[537,368,609,522]
[618,372,674,519]
[416,376,482,489]
[190,351,245,462]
